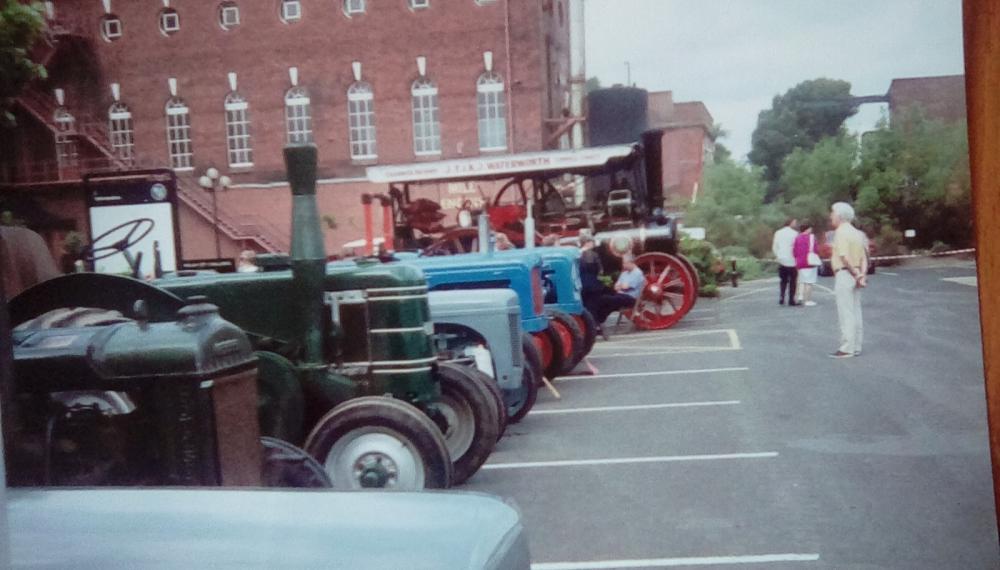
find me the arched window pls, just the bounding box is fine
[165,97,193,170]
[53,107,78,170]
[285,86,312,144]
[108,101,134,163]
[347,82,377,160]
[224,91,253,167]
[411,78,441,156]
[476,72,507,151]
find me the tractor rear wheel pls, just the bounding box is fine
[535,326,566,381]
[573,309,599,356]
[304,396,452,490]
[457,363,508,441]
[260,436,332,488]
[436,363,501,484]
[508,334,542,423]
[547,309,585,374]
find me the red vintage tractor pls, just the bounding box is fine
[366,129,699,330]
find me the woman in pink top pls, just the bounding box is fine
[793,223,820,306]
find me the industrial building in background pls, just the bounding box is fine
[0,0,576,261]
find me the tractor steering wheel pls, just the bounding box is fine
[82,218,155,262]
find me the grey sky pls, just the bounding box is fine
[584,0,965,160]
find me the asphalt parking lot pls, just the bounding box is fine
[466,258,999,569]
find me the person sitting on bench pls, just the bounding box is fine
[592,254,645,325]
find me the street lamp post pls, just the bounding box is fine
[198,167,232,259]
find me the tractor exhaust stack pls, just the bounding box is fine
[285,144,326,365]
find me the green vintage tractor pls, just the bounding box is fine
[155,145,499,487]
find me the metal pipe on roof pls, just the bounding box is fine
[569,0,587,205]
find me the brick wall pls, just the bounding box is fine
[53,0,562,182]
[887,75,967,125]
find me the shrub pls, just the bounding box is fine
[930,240,951,254]
[679,237,722,289]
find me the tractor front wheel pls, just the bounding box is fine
[573,309,599,356]
[304,396,452,490]
[508,334,542,423]
[436,363,501,484]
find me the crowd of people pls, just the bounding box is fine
[771,202,869,358]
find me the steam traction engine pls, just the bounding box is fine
[366,129,699,330]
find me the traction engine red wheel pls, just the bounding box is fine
[629,252,697,330]
[675,253,701,309]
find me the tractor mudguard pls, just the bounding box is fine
[10,274,185,326]
[255,351,306,444]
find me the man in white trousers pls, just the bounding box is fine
[828,202,867,358]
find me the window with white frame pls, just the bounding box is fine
[219,2,240,30]
[411,78,441,156]
[224,92,253,167]
[281,0,301,22]
[285,86,312,144]
[344,0,365,15]
[410,0,430,9]
[347,82,377,160]
[108,101,135,162]
[53,108,78,170]
[101,15,122,41]
[159,8,180,35]
[476,72,507,151]
[165,98,194,170]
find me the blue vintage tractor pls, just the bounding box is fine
[373,251,547,423]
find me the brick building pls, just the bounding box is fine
[2,0,573,261]
[887,74,967,125]
[646,90,715,205]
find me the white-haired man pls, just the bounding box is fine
[829,202,867,358]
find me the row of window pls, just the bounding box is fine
[60,72,508,170]
[99,0,495,42]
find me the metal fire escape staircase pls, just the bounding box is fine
[14,24,288,253]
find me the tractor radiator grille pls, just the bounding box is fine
[210,368,262,487]
[509,313,522,367]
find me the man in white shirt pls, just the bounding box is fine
[771,218,799,306]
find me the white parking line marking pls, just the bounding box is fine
[588,348,738,358]
[557,366,748,381]
[531,400,741,415]
[720,288,770,303]
[879,271,898,276]
[593,329,741,355]
[942,276,978,287]
[727,329,742,350]
[531,553,820,569]
[483,451,779,470]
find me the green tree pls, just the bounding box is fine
[855,110,971,249]
[748,78,857,199]
[0,0,46,127]
[780,135,859,228]
[685,161,784,257]
[585,76,602,94]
